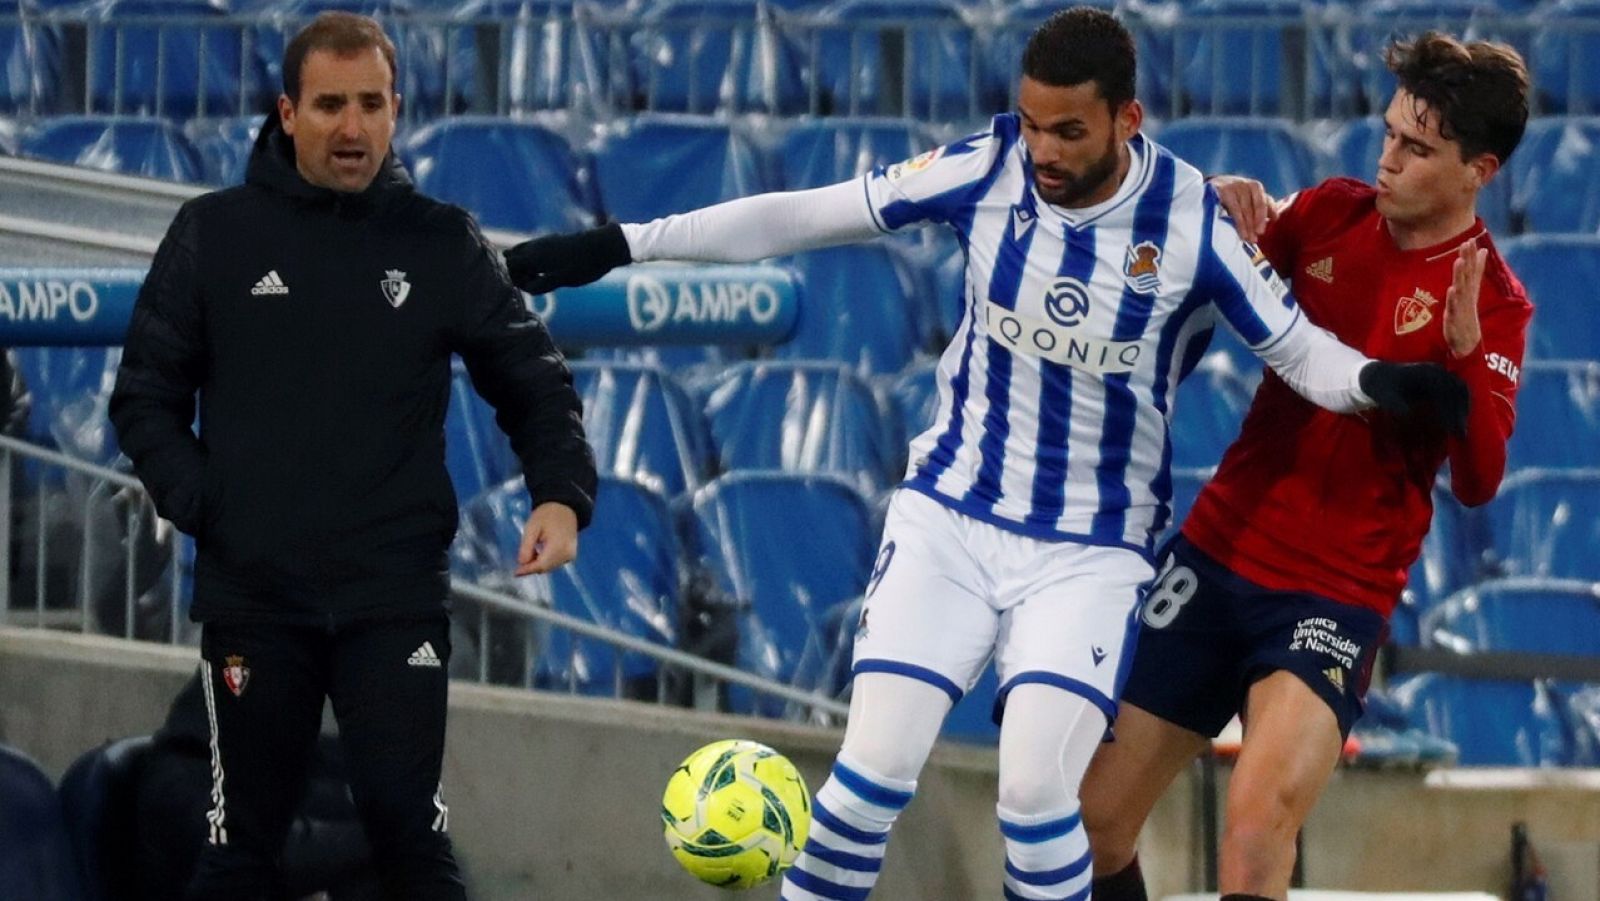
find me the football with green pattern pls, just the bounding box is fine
[661,739,811,889]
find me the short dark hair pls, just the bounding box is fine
[1385,32,1529,164]
[282,12,397,103]
[1022,7,1137,110]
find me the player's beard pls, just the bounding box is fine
[1036,136,1122,207]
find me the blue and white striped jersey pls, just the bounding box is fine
[863,113,1305,556]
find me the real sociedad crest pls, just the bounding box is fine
[1123,241,1162,295]
[381,269,411,308]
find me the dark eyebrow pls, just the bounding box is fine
[1017,109,1085,130]
[1383,115,1438,152]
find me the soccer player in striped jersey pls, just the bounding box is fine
[1080,34,1532,901]
[505,10,1467,899]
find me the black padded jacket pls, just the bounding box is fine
[110,115,595,625]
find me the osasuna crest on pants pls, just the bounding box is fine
[382,269,411,308]
[223,654,250,697]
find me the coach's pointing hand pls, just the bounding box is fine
[517,502,579,576]
[505,223,632,295]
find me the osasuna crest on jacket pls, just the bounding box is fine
[861,113,1307,556]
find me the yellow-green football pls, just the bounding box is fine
[661,739,811,890]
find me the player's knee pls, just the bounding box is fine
[1221,791,1299,873]
[1080,789,1139,869]
[1227,778,1305,843]
[997,761,1071,817]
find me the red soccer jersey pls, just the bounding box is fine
[1180,177,1532,617]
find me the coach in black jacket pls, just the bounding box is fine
[109,12,595,901]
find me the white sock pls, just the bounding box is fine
[779,752,915,901]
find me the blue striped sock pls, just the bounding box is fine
[998,804,1093,901]
[779,754,915,901]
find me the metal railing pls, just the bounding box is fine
[4,6,1600,125]
[0,432,849,721]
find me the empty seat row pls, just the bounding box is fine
[10,1,1600,121]
[1389,672,1600,767]
[22,112,1600,243]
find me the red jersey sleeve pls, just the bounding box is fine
[1257,177,1373,278]
[1445,251,1532,507]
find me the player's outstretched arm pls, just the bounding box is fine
[503,179,882,295]
[504,222,631,295]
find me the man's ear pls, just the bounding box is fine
[277,94,296,136]
[1116,99,1144,142]
[1470,151,1501,188]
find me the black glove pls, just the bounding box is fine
[504,222,632,295]
[1358,361,1469,439]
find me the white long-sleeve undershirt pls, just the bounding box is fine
[618,178,1373,413]
[620,179,880,264]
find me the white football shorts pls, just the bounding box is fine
[851,488,1154,724]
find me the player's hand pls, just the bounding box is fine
[1209,175,1277,244]
[504,222,632,295]
[1358,361,1469,439]
[516,501,579,576]
[1443,240,1487,358]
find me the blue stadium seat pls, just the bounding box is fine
[1498,235,1600,359]
[570,361,713,498]
[1390,673,1577,766]
[985,0,1141,114]
[778,117,924,190]
[1168,355,1254,470]
[800,0,988,120]
[455,475,681,694]
[1159,466,1212,544]
[10,347,123,463]
[81,0,262,119]
[401,117,592,233]
[688,472,876,716]
[58,736,154,901]
[1405,488,1479,613]
[184,114,263,186]
[236,0,451,116]
[1509,117,1600,234]
[627,0,805,114]
[1531,0,1600,114]
[1488,469,1600,580]
[1423,578,1600,657]
[701,361,899,493]
[889,357,938,447]
[1175,0,1343,117]
[1560,682,1600,766]
[1,3,64,113]
[1351,0,1525,114]
[1509,362,1600,469]
[1153,118,1319,198]
[780,241,923,375]
[1329,116,1512,234]
[444,359,519,506]
[913,227,967,344]
[592,116,770,221]
[20,115,204,182]
[444,0,600,113]
[0,744,81,901]
[942,663,1000,744]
